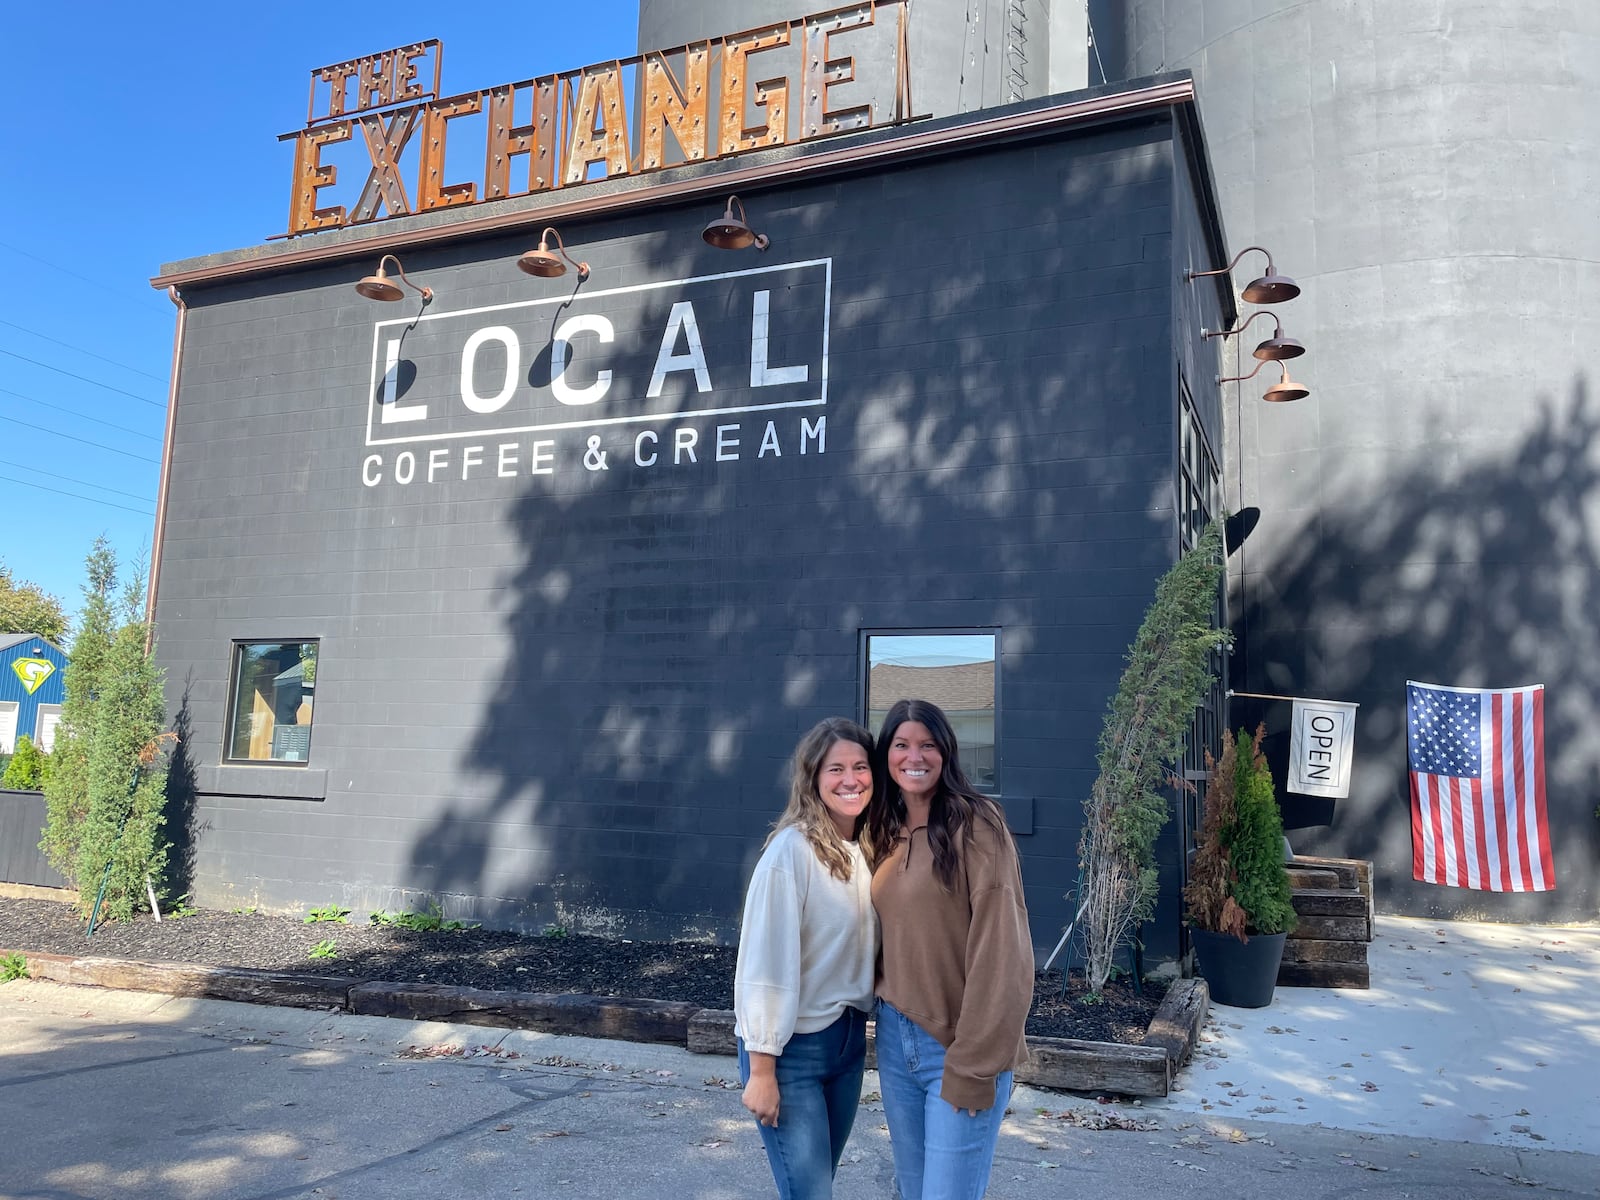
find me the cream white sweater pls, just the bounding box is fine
[734,826,878,1056]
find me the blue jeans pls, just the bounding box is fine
[874,1000,1012,1200]
[738,1007,868,1200]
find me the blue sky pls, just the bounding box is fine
[3,2,640,628]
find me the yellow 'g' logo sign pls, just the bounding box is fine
[11,658,55,695]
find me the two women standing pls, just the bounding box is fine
[734,701,1033,1200]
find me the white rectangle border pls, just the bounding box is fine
[364,258,832,448]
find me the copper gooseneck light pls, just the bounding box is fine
[1219,358,1311,403]
[702,195,770,251]
[355,254,433,303]
[518,227,591,281]
[1187,245,1300,304]
[1204,310,1305,362]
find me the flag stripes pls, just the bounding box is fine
[1407,681,1552,892]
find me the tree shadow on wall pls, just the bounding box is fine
[1235,375,1600,918]
[161,676,203,903]
[398,122,1205,944]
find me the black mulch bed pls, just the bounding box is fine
[0,897,1163,1043]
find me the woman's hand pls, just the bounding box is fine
[743,1051,781,1126]
[743,1074,781,1126]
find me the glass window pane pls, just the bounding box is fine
[865,633,997,792]
[227,641,317,763]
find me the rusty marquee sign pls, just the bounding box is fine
[282,1,913,237]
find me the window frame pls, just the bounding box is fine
[858,627,1001,796]
[223,639,320,766]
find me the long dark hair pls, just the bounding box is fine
[864,698,1006,889]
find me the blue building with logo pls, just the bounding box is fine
[0,634,69,756]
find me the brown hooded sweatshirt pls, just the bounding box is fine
[871,812,1033,1111]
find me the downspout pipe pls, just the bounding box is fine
[145,286,186,648]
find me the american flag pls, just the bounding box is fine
[1406,681,1552,891]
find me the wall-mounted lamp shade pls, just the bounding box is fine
[1242,273,1300,304]
[1263,365,1310,403]
[1252,335,1305,361]
[703,195,770,251]
[1219,356,1309,401]
[355,254,432,303]
[1203,311,1305,360]
[518,227,591,281]
[1187,245,1299,304]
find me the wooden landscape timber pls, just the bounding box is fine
[348,981,702,1045]
[692,978,1208,1099]
[2,948,1210,1099]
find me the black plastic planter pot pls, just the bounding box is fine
[1191,928,1287,1009]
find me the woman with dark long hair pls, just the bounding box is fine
[734,717,879,1199]
[863,699,1033,1200]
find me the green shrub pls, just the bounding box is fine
[2,736,48,790]
[1,952,29,981]
[1185,726,1297,940]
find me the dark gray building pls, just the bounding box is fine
[149,18,1234,962]
[636,0,1600,921]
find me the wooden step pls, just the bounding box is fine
[1291,888,1369,918]
[1288,856,1360,891]
[1282,937,1368,965]
[1286,866,1341,890]
[1278,959,1370,989]
[1290,856,1373,905]
[1289,913,1370,942]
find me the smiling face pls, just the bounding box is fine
[886,720,943,809]
[816,737,874,839]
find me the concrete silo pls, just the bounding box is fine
[632,0,1600,919]
[1105,0,1600,919]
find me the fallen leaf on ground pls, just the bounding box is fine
[1041,1107,1159,1132]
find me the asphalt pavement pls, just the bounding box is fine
[1,913,1598,1199]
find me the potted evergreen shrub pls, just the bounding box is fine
[1184,725,1297,1008]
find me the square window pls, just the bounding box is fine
[863,632,997,792]
[226,641,318,763]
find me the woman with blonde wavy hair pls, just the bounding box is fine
[734,717,880,1200]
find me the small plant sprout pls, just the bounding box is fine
[369,902,475,932]
[1,952,29,982]
[308,939,338,960]
[304,905,350,925]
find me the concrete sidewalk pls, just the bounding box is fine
[4,975,1598,1200]
[1155,914,1600,1154]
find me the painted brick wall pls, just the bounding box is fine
[156,115,1202,955]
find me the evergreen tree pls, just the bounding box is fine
[1077,522,1231,994]
[40,541,117,883]
[1227,728,1297,936]
[1185,727,1297,939]
[40,540,170,919]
